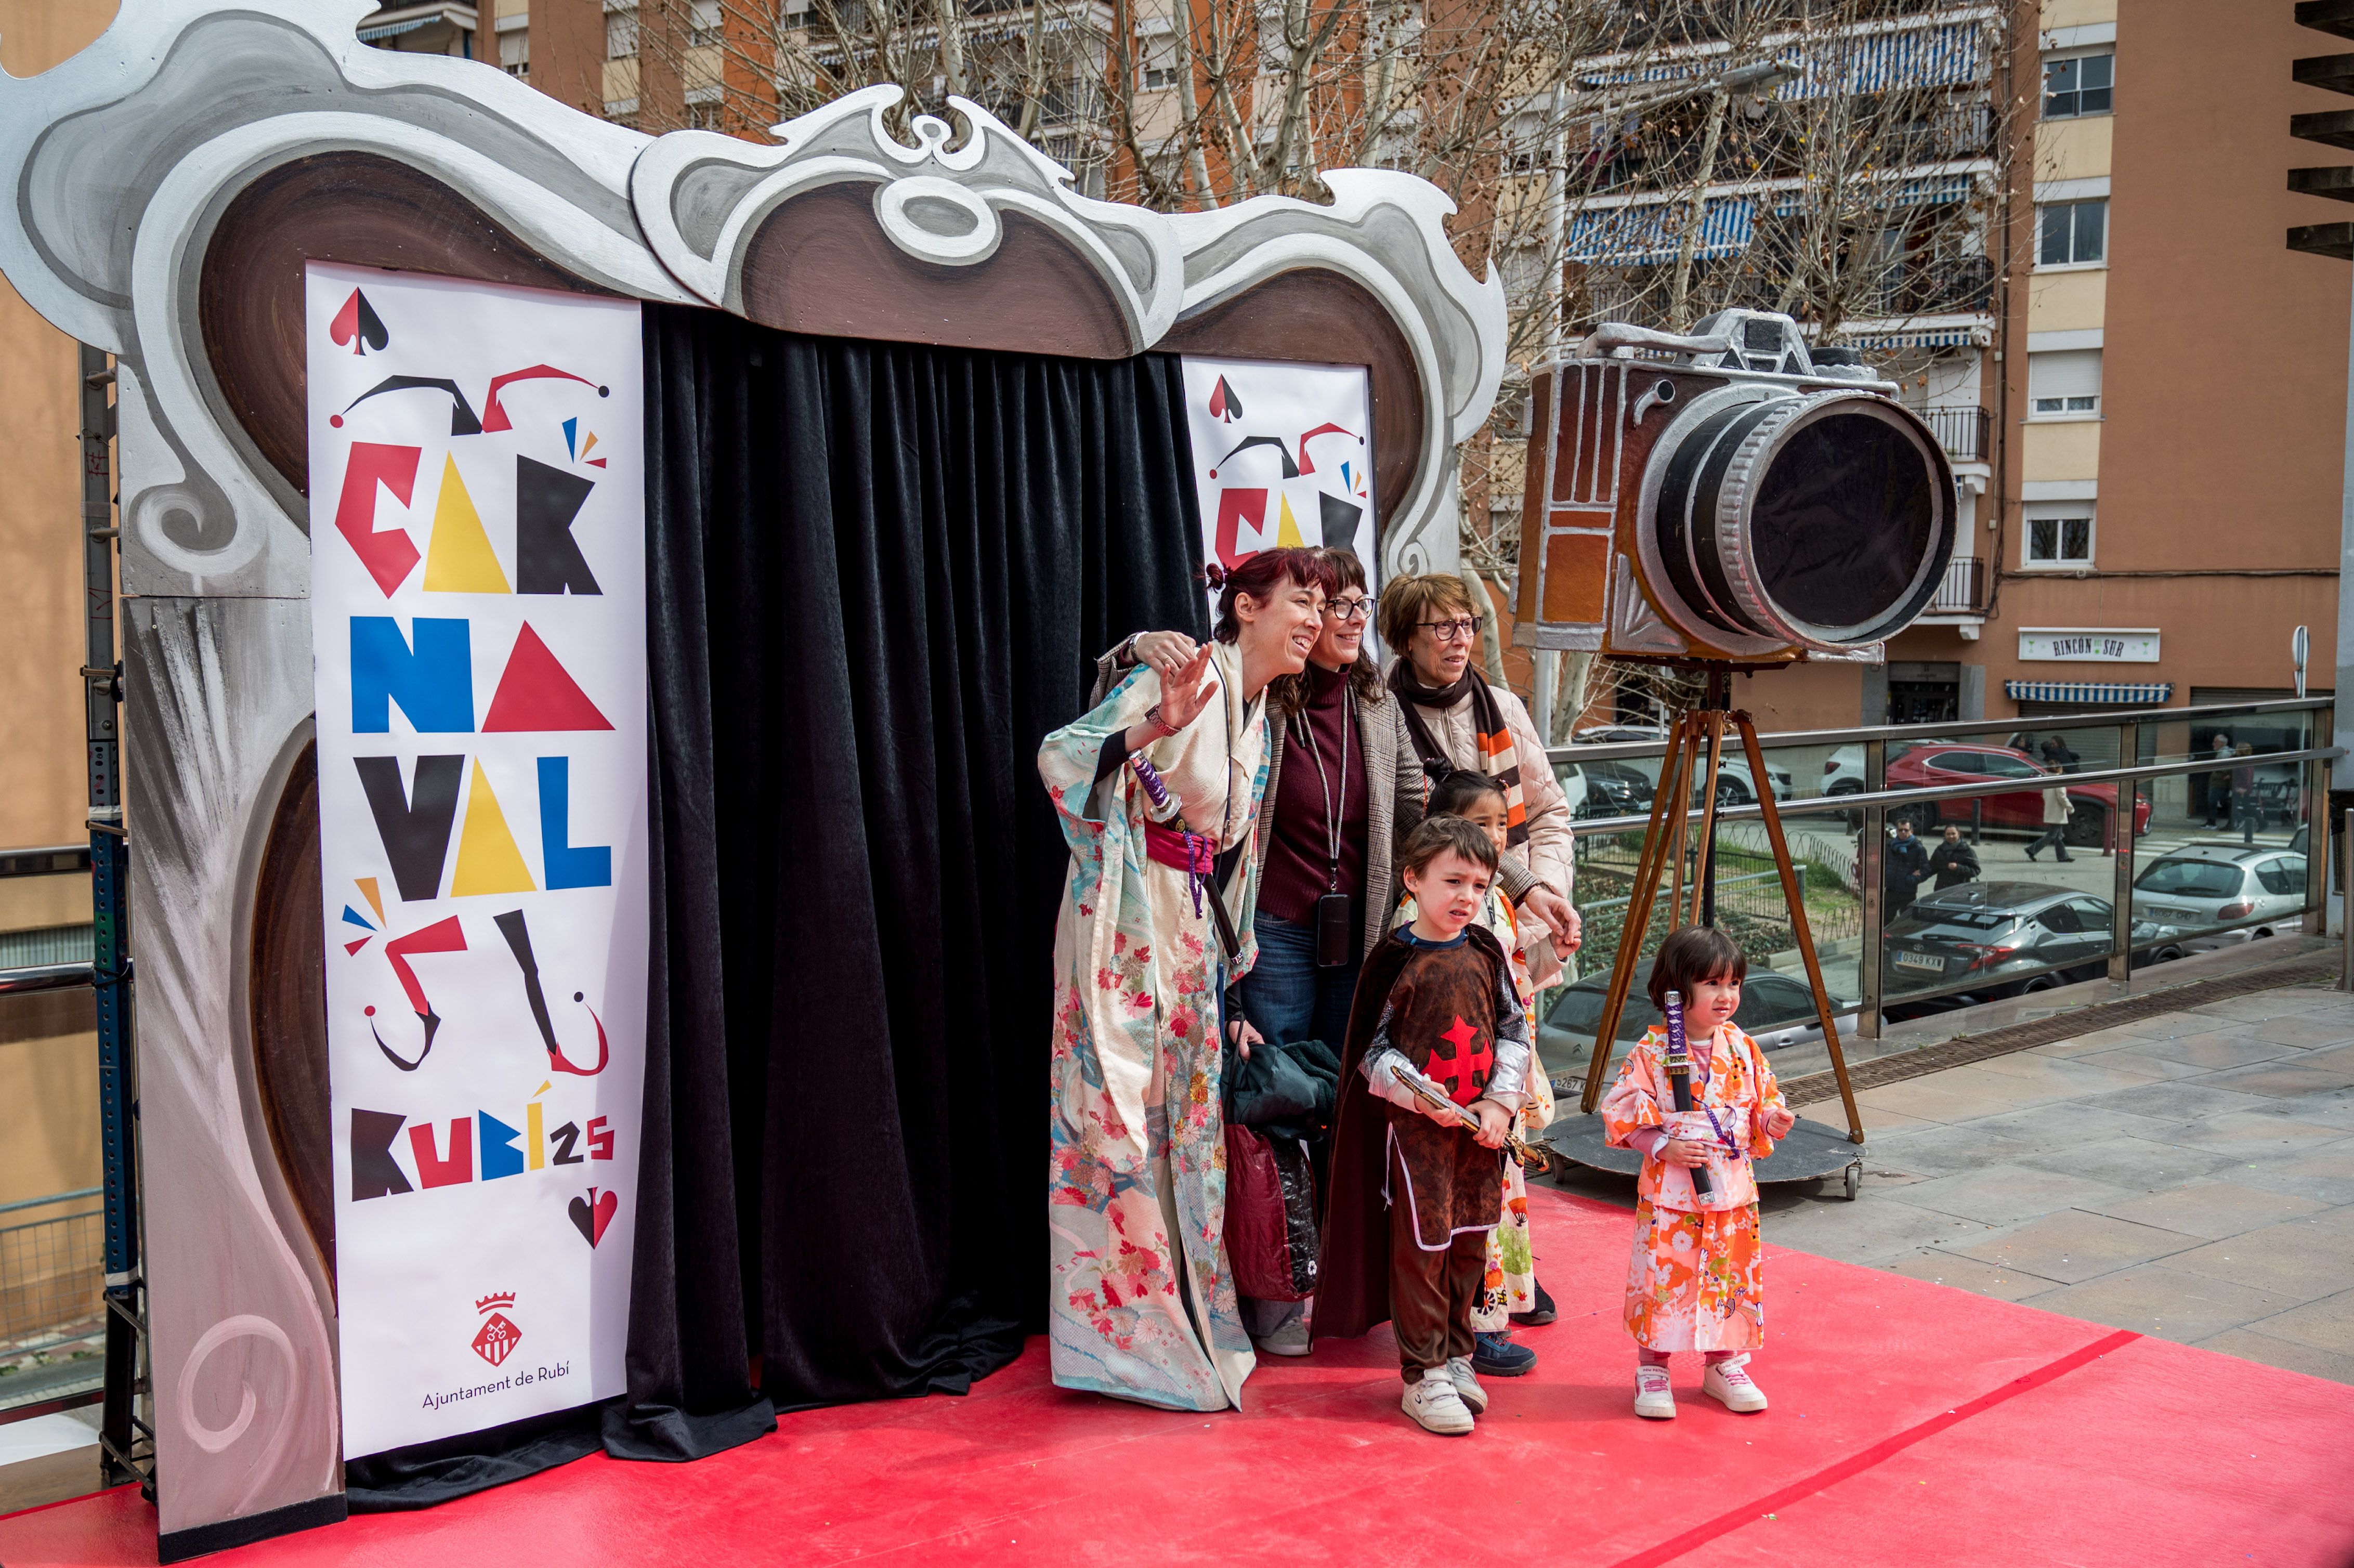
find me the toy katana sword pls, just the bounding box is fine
[1402,1074,1551,1171]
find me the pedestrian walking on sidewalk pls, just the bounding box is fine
[2231,744,2259,846]
[2025,784,2073,863]
[2204,734,2234,828]
[1601,926,1795,1422]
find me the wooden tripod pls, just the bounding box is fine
[1574,692,1865,1144]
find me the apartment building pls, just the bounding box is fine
[1755,1,2348,779]
[1961,0,2344,792]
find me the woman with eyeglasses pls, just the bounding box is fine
[1372,572,1580,1374]
[1375,576,1579,945]
[1096,547,1423,1358]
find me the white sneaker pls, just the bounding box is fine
[1702,1357,1769,1413]
[1633,1365,1677,1420]
[1444,1355,1489,1415]
[1403,1368,1475,1435]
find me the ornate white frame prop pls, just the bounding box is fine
[0,1,1505,1549]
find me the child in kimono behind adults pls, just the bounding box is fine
[1601,925,1796,1421]
[1314,816,1531,1435]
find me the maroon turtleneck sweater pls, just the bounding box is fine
[1258,661,1369,927]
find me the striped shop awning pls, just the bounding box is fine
[357,15,440,41]
[1787,22,1986,98]
[2005,682,2175,707]
[1845,324,1991,349]
[1566,197,1756,266]
[1771,173,1978,218]
[1583,22,1986,100]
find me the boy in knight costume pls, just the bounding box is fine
[1315,816,1531,1435]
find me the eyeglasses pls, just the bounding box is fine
[1417,618,1480,643]
[1324,597,1372,623]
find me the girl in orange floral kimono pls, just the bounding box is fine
[1600,926,1795,1421]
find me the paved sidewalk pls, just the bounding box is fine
[1554,976,2354,1384]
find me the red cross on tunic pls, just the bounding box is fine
[1428,1013,1493,1105]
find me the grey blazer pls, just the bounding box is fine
[1089,646,1538,957]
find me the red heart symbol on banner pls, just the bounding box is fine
[567,1187,618,1248]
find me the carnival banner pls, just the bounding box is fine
[306,262,648,1457]
[1180,356,1377,591]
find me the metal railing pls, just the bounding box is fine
[0,1188,103,1365]
[1547,697,2337,1044]
[1922,405,1991,464]
[1926,554,1987,615]
[0,842,105,995]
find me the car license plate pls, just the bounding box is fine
[1893,950,1946,973]
[2155,907,2196,922]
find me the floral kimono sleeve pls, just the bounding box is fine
[1038,664,1161,850]
[1741,1028,1788,1157]
[1600,1027,1668,1148]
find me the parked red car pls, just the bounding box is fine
[1884,743,2150,847]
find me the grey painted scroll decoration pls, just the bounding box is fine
[0,0,1506,1542]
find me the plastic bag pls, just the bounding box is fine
[1223,1123,1318,1301]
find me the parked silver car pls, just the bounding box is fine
[2130,845,2308,945]
[1537,960,1862,1099]
[1881,880,2183,1007]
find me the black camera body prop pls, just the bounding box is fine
[1512,309,1957,667]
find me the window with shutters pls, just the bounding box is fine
[2023,505,2095,568]
[2029,348,2101,419]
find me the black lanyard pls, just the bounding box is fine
[1291,683,1356,967]
[1290,684,1354,893]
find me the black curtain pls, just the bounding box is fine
[351,307,1209,1504]
[612,306,1210,1454]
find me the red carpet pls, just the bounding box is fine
[7,1185,2352,1566]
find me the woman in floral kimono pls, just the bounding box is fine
[1039,548,1324,1411]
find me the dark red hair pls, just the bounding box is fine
[1209,547,1321,643]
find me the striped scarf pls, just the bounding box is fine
[1387,663,1529,851]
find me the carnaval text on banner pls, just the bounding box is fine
[305,262,649,1458]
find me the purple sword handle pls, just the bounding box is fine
[1664,992,1716,1201]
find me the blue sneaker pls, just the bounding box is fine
[1471,1330,1536,1377]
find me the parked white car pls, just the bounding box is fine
[1572,725,1794,805]
[2129,845,2308,945]
[1824,743,1865,797]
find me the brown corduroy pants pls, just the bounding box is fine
[1389,1195,1488,1382]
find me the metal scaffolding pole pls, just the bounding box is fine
[79,343,149,1495]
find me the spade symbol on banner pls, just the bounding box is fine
[1208,375,1243,423]
[330,289,390,355]
[568,1187,617,1248]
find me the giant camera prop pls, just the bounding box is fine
[1530,311,1947,1176]
[1513,309,1957,665]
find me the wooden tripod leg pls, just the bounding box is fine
[1663,713,1697,943]
[1736,711,1865,1144]
[1579,712,1691,1113]
[1689,710,1728,927]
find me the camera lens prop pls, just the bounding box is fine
[1649,389,1953,654]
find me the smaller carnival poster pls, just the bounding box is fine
[305,262,647,1457]
[1180,356,1377,594]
